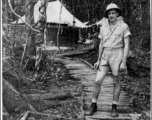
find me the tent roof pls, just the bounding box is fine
[45,1,87,28]
[12,0,87,28]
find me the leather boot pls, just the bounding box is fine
[111,104,118,117]
[88,103,97,116]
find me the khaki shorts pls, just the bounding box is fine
[99,47,125,76]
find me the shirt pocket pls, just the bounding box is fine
[114,27,122,36]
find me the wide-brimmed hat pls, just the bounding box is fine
[104,3,122,18]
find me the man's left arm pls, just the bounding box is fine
[120,23,131,71]
[122,36,130,66]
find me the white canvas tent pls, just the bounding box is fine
[12,0,87,28]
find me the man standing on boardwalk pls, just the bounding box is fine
[89,3,131,117]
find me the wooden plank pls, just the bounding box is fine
[84,96,130,103]
[82,82,94,85]
[101,84,113,86]
[84,108,133,114]
[69,72,96,76]
[66,66,86,70]
[84,88,113,92]
[66,64,84,67]
[84,100,130,106]
[82,83,94,87]
[71,75,95,79]
[69,70,96,74]
[84,97,130,103]
[85,111,132,120]
[82,80,95,83]
[56,50,90,57]
[81,75,96,78]
[56,57,137,120]
[84,94,113,98]
[83,87,114,91]
[84,93,130,99]
[66,63,87,67]
[84,91,129,96]
[84,104,134,113]
[70,69,96,72]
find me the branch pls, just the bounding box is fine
[20,41,27,67]
[8,0,40,33]
[56,1,63,50]
[3,65,18,73]
[21,2,33,13]
[20,111,30,120]
[80,58,93,69]
[34,50,42,69]
[20,31,31,67]
[2,14,13,21]
[20,111,73,120]
[22,58,29,70]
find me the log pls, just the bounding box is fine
[20,111,72,120]
[44,100,68,108]
[24,91,73,101]
[3,57,31,89]
[56,47,95,58]
[22,100,69,112]
[3,78,36,113]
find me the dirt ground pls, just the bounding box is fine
[5,60,82,120]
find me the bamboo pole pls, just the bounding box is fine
[56,0,63,50]
[72,0,75,46]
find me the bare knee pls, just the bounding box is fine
[94,73,105,86]
[94,69,108,86]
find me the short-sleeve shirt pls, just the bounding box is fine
[98,21,131,48]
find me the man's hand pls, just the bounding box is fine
[94,61,100,69]
[120,62,127,71]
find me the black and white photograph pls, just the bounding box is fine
[2,0,151,120]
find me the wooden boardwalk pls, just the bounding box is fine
[56,57,137,120]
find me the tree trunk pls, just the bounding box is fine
[10,0,15,21]
[3,106,10,120]
[25,0,36,58]
[3,78,35,113]
[24,91,72,101]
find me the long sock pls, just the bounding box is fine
[112,101,118,105]
[92,99,97,103]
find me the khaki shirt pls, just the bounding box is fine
[98,21,131,48]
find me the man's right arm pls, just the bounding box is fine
[94,38,103,69]
[97,27,104,62]
[94,27,104,69]
[97,40,103,62]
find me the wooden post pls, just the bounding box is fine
[3,0,8,24]
[44,27,47,47]
[57,0,63,49]
[79,29,81,40]
[72,0,75,46]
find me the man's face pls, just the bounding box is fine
[108,10,119,22]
